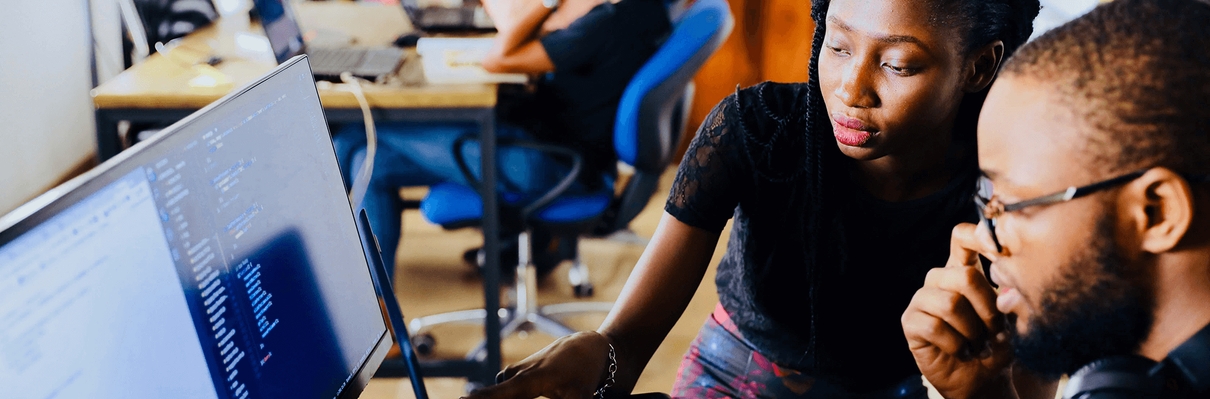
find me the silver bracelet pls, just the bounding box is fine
[594,343,617,399]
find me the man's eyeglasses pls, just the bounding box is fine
[973,169,1210,253]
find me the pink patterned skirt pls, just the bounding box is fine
[670,303,927,399]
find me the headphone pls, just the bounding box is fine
[1062,355,1165,399]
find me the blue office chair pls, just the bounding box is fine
[409,0,734,358]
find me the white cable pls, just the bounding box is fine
[340,72,378,211]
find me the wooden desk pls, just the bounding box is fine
[92,2,498,151]
[91,2,506,387]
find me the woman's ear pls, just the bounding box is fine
[964,40,1005,93]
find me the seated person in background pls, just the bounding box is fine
[902,0,1210,397]
[332,0,670,275]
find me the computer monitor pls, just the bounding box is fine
[256,0,305,63]
[0,57,391,399]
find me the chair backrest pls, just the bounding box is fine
[123,0,218,63]
[601,0,733,233]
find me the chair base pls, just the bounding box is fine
[408,232,614,360]
[409,301,616,360]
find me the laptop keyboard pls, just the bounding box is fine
[421,8,471,26]
[309,47,405,78]
[359,48,407,74]
[310,48,367,73]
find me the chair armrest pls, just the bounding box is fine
[450,134,585,220]
[451,134,487,193]
[510,141,583,219]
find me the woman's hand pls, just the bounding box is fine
[467,213,720,398]
[463,331,613,399]
[902,223,1015,399]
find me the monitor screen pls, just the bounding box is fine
[256,0,305,64]
[0,58,388,399]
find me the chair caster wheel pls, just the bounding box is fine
[413,333,436,356]
[573,283,594,298]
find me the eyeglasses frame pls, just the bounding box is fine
[973,169,1210,253]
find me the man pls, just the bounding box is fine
[334,0,670,274]
[900,0,1210,398]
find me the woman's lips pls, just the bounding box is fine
[832,114,877,147]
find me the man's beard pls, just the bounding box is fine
[1008,215,1155,379]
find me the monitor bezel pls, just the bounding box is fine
[0,55,392,399]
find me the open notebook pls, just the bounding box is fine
[416,38,529,84]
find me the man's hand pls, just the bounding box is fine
[462,331,613,399]
[902,223,1014,399]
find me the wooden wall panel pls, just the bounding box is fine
[758,0,813,83]
[678,0,814,157]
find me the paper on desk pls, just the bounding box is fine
[416,38,529,84]
[418,0,465,7]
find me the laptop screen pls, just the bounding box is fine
[0,58,388,399]
[256,0,305,64]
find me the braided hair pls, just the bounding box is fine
[798,0,1040,366]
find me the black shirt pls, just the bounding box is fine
[1068,322,1210,398]
[501,0,670,178]
[1152,322,1210,398]
[665,82,980,391]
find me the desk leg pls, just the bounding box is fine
[95,109,121,162]
[477,108,503,387]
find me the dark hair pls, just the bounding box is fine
[930,0,1040,56]
[1002,0,1210,176]
[796,0,1040,366]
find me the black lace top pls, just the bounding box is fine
[666,82,980,391]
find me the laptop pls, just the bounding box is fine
[255,0,406,80]
[0,57,426,399]
[402,0,496,32]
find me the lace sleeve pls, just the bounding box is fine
[665,96,752,233]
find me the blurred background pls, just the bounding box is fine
[0,0,1098,217]
[0,0,1100,397]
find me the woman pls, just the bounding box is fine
[467,0,1040,397]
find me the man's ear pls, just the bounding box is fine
[963,40,1004,93]
[1126,167,1196,254]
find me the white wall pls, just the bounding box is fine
[0,0,99,215]
[1032,0,1100,41]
